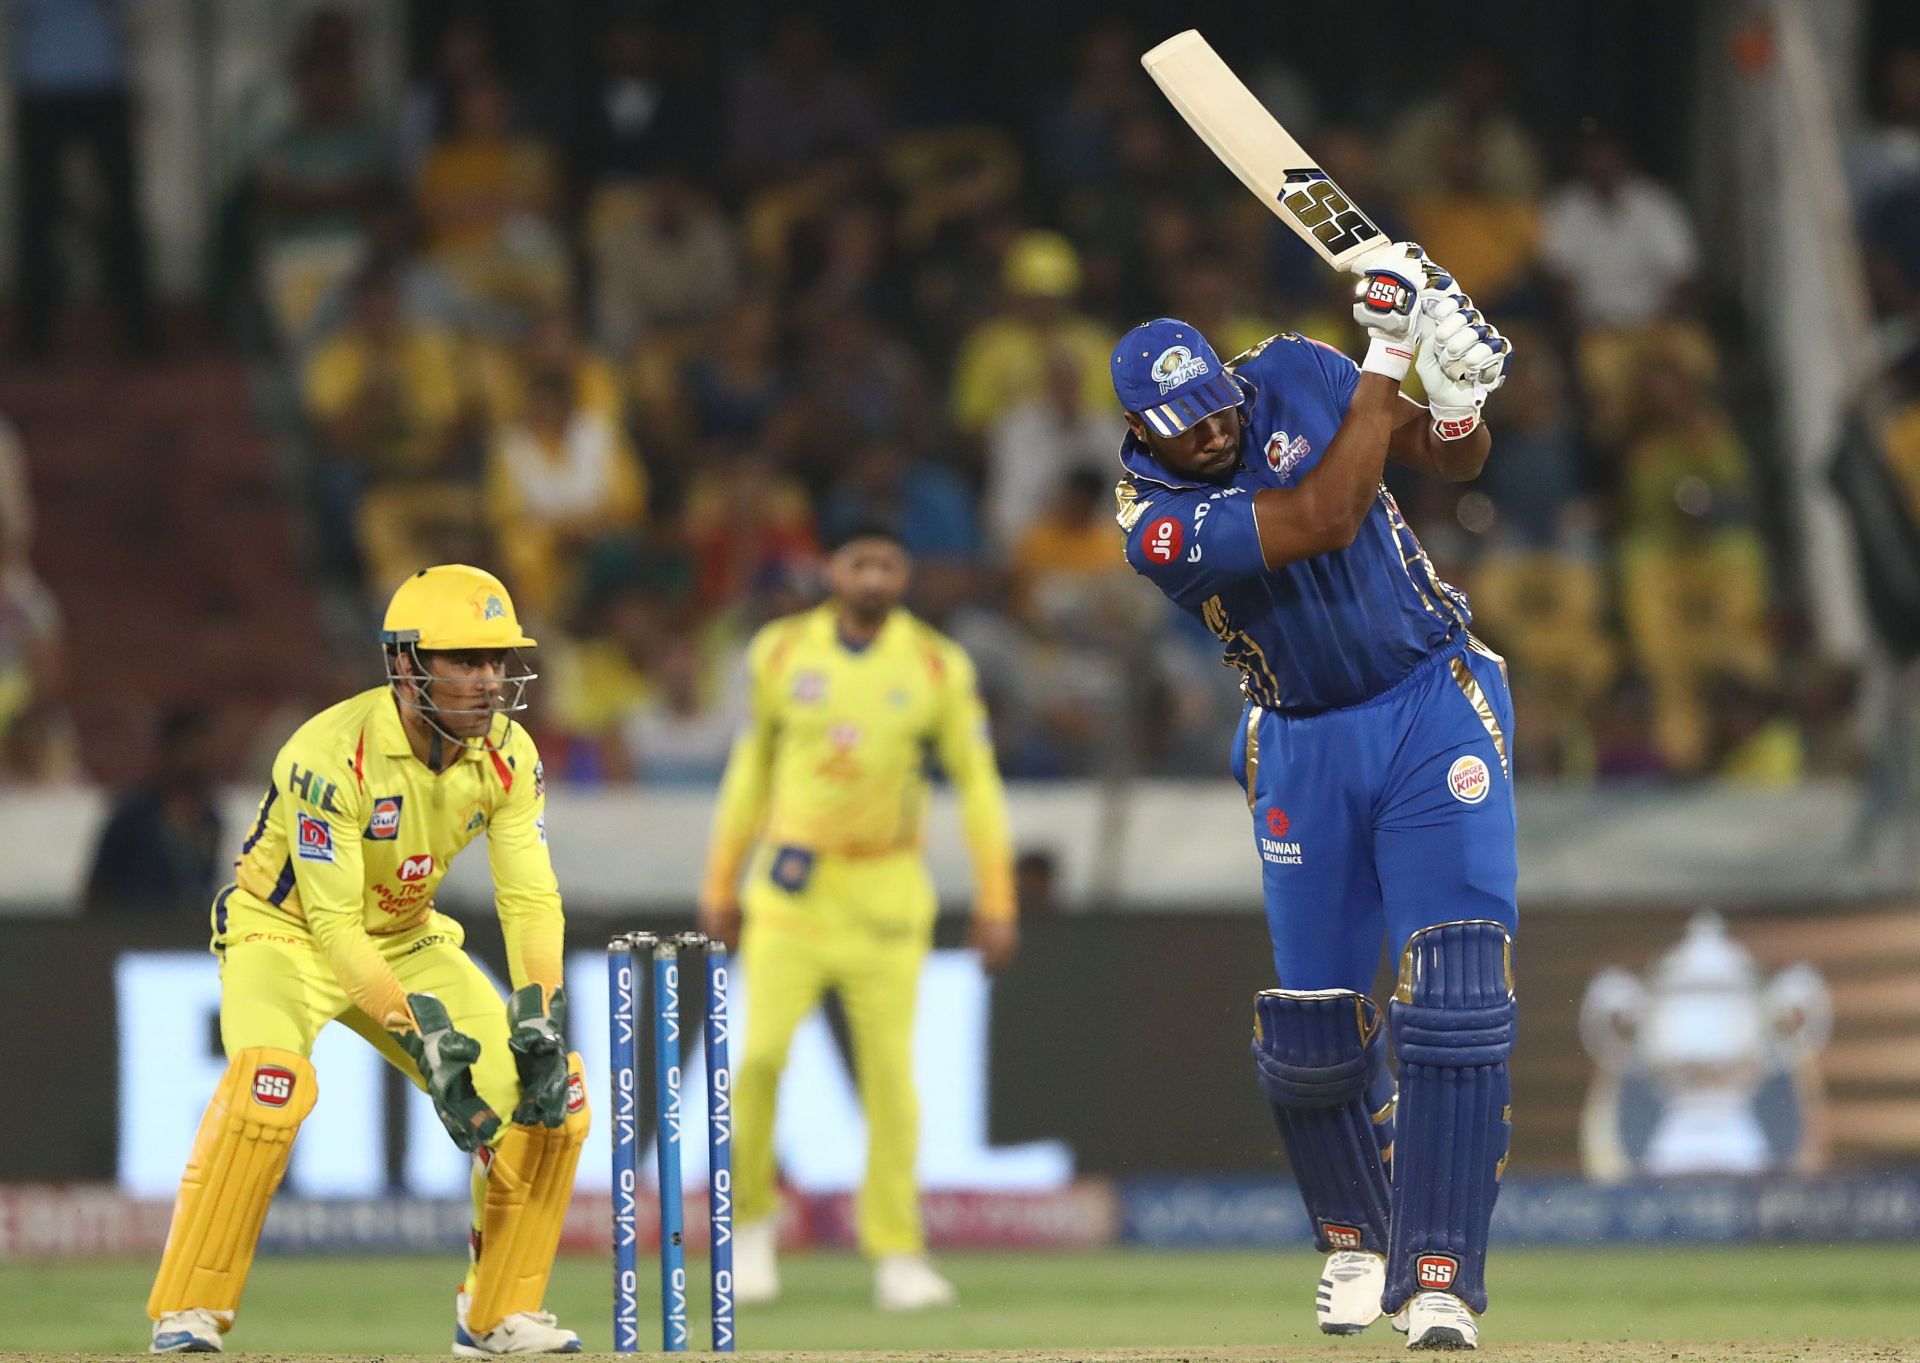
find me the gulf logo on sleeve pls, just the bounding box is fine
[367,795,403,840]
[296,812,334,862]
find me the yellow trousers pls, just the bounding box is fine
[734,846,934,1258]
[214,897,520,1119]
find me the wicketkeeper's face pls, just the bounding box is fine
[414,649,513,738]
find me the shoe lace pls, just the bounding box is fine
[1324,1251,1381,1281]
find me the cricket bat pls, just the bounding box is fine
[1142,30,1388,271]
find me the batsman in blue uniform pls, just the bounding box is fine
[1113,242,1515,1350]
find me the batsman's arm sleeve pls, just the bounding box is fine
[933,641,1016,921]
[699,629,783,905]
[273,747,411,1030]
[488,725,565,1001]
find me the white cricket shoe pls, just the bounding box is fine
[1316,1250,1386,1334]
[1403,1291,1478,1350]
[150,1308,227,1353]
[874,1254,957,1311]
[733,1216,781,1305]
[452,1291,581,1355]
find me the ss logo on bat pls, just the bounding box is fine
[1278,170,1378,257]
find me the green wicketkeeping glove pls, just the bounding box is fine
[507,984,570,1127]
[393,992,501,1152]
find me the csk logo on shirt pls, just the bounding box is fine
[367,795,403,840]
[296,813,333,863]
[1151,344,1209,394]
[791,670,827,704]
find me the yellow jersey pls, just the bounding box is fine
[225,686,562,1029]
[701,605,1014,919]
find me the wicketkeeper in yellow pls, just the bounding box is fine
[146,565,588,1356]
[697,522,1019,1312]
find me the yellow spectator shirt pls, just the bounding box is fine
[701,605,1014,919]
[226,686,562,1030]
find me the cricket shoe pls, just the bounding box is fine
[452,1292,581,1355]
[733,1216,780,1305]
[1315,1250,1386,1334]
[874,1254,958,1311]
[1402,1291,1478,1350]
[150,1308,228,1353]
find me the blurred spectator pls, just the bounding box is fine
[984,349,1123,555]
[684,470,818,611]
[302,261,476,589]
[0,415,77,785]
[396,14,501,180]
[1384,53,1543,198]
[8,0,156,358]
[247,10,394,340]
[1164,253,1277,364]
[1467,338,1591,551]
[416,76,568,317]
[1402,141,1540,311]
[1540,129,1699,330]
[619,620,745,786]
[542,583,665,781]
[819,443,978,561]
[794,307,936,453]
[1850,47,1920,221]
[949,231,1113,444]
[723,15,884,190]
[1011,468,1145,630]
[1014,848,1060,916]
[84,704,223,915]
[1038,23,1147,193]
[299,199,475,352]
[590,172,742,354]
[479,311,625,431]
[1704,673,1804,787]
[1617,359,1773,770]
[572,17,708,193]
[1591,673,1673,782]
[486,363,647,623]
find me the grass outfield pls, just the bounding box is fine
[4,1245,1919,1360]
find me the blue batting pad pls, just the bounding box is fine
[1384,920,1516,1314]
[1252,989,1394,1254]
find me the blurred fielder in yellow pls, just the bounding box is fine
[698,523,1018,1312]
[146,565,587,1356]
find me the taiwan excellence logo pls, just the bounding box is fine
[1151,345,1209,394]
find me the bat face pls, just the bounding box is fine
[1143,30,1388,270]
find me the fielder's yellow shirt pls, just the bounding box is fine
[701,605,1014,919]
[226,686,562,1030]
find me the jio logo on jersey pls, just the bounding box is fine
[1143,517,1184,564]
[1447,755,1491,805]
[1265,430,1312,480]
[398,854,435,882]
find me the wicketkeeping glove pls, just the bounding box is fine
[506,984,570,1127]
[393,992,501,1152]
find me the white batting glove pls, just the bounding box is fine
[1349,241,1435,382]
[1413,288,1513,441]
[1421,288,1513,389]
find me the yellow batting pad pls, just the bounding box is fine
[148,1047,317,1319]
[466,1053,590,1333]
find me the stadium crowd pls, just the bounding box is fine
[10,5,1919,813]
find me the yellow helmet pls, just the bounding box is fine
[380,565,537,651]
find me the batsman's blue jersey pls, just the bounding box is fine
[1117,332,1468,714]
[1117,331,1517,992]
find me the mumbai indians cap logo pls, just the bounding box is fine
[1152,344,1210,395]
